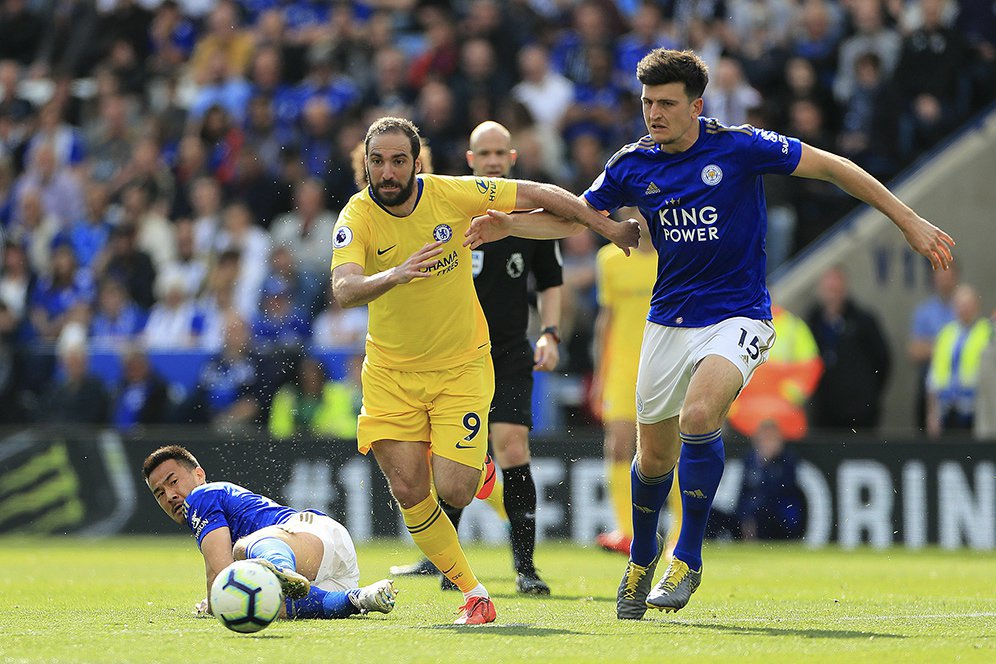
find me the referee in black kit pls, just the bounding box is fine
[391,121,563,594]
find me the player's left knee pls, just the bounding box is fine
[678,402,721,435]
[232,539,249,560]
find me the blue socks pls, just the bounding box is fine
[245,536,296,571]
[286,587,360,619]
[629,460,673,566]
[673,429,725,571]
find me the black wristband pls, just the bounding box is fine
[540,326,561,344]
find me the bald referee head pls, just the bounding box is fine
[466,121,517,179]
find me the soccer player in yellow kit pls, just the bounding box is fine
[592,220,681,559]
[331,117,639,625]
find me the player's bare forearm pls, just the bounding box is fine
[332,243,444,307]
[512,209,584,239]
[513,181,640,253]
[793,143,955,269]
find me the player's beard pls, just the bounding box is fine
[370,168,417,207]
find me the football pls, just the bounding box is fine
[209,560,283,633]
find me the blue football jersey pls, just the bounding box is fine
[182,482,297,548]
[583,117,802,327]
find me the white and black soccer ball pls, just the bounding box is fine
[209,561,283,633]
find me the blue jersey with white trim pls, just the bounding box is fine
[583,117,802,327]
[182,482,297,548]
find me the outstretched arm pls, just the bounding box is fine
[792,144,955,270]
[509,182,640,253]
[332,242,445,308]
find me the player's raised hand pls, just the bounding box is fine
[610,218,642,256]
[901,215,955,271]
[394,241,445,283]
[464,209,513,249]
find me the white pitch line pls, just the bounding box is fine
[675,612,996,623]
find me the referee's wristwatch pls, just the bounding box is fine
[540,326,561,344]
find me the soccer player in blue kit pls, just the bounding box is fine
[143,445,398,620]
[466,49,955,619]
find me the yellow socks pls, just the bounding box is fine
[402,494,479,593]
[484,478,508,523]
[609,460,633,538]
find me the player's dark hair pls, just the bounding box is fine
[364,116,421,160]
[142,445,199,479]
[636,49,709,99]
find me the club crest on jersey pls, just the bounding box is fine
[332,226,352,249]
[433,224,453,242]
[506,252,524,278]
[701,164,723,186]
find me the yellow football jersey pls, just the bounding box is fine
[331,174,517,371]
[596,244,657,381]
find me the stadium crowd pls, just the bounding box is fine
[0,0,993,434]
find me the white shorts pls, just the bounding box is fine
[246,512,361,592]
[635,317,776,424]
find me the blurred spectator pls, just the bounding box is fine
[214,201,270,317]
[269,356,360,440]
[25,102,86,171]
[362,46,416,120]
[776,56,839,134]
[895,0,968,159]
[312,287,367,349]
[0,241,31,335]
[270,178,335,277]
[169,135,208,219]
[267,244,323,322]
[837,52,899,179]
[561,47,625,146]
[974,308,996,440]
[452,38,511,131]
[14,142,84,226]
[559,230,599,375]
[414,79,463,174]
[791,0,844,90]
[161,218,207,298]
[512,44,575,133]
[0,0,45,66]
[297,42,360,123]
[907,262,958,428]
[806,266,891,430]
[703,56,762,127]
[112,344,172,430]
[28,244,93,343]
[111,136,175,208]
[143,269,202,349]
[251,276,310,350]
[615,1,678,95]
[197,104,244,184]
[190,53,252,125]
[89,277,146,349]
[119,182,175,271]
[735,420,805,541]
[185,311,261,428]
[55,182,113,275]
[225,147,286,227]
[96,223,157,310]
[84,94,137,184]
[189,175,223,257]
[147,0,197,79]
[926,284,993,437]
[195,249,240,351]
[834,0,902,104]
[408,7,460,90]
[551,1,615,85]
[296,96,336,178]
[9,188,59,277]
[728,305,824,440]
[43,325,109,424]
[188,1,254,85]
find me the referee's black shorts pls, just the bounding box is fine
[489,340,534,428]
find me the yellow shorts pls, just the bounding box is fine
[602,367,638,422]
[357,354,495,469]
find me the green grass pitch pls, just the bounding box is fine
[0,537,993,663]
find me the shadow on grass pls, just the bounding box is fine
[424,623,585,636]
[490,592,615,603]
[672,621,905,640]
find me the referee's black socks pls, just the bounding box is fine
[503,463,538,576]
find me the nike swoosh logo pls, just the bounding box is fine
[442,562,457,574]
[377,245,397,255]
[455,442,476,449]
